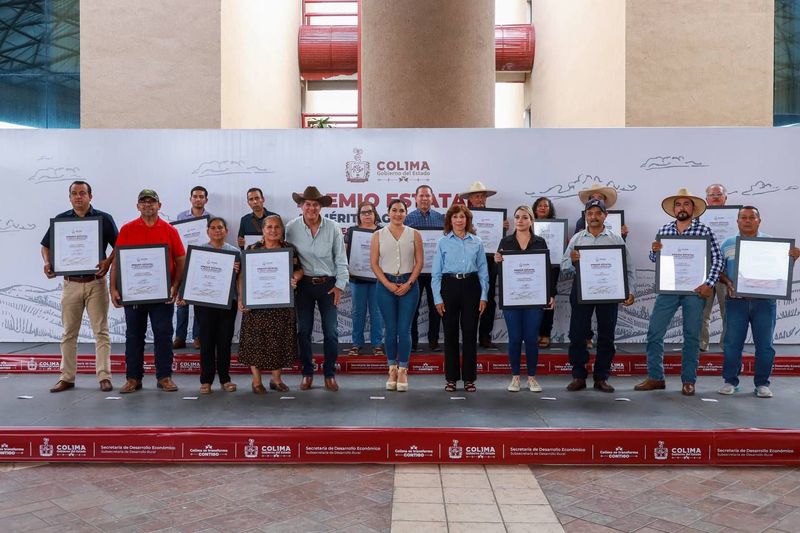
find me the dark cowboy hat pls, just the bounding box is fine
[291,186,333,207]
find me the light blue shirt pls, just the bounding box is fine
[562,228,636,293]
[177,208,212,221]
[285,215,349,290]
[202,240,240,256]
[431,232,489,305]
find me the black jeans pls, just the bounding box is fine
[196,303,237,385]
[411,273,441,347]
[478,255,497,343]
[567,280,619,380]
[442,275,481,383]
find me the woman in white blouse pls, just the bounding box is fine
[370,199,423,391]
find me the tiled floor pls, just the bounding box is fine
[3,463,800,532]
[533,465,800,533]
[391,464,563,532]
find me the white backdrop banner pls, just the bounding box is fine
[1,127,798,344]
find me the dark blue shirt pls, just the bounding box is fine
[40,205,119,259]
[238,209,280,241]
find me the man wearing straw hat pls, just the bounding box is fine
[574,183,628,349]
[635,188,723,396]
[460,180,508,351]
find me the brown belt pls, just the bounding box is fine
[64,275,99,283]
[303,275,335,285]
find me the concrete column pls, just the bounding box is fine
[80,0,221,128]
[221,0,301,128]
[361,0,495,127]
[626,0,774,126]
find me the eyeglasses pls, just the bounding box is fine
[359,211,374,216]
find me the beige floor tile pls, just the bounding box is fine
[485,464,534,474]
[500,504,560,523]
[439,464,486,474]
[493,487,549,505]
[393,486,443,504]
[394,464,441,474]
[443,487,496,504]
[391,502,446,522]
[448,522,507,533]
[505,523,565,533]
[489,473,542,489]
[390,521,448,533]
[394,472,442,488]
[441,472,491,489]
[445,503,503,523]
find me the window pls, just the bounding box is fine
[0,0,80,128]
[775,0,800,126]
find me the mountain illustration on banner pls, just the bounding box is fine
[527,174,636,200]
[640,156,708,171]
[192,161,274,177]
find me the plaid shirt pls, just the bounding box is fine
[405,208,445,229]
[649,218,723,286]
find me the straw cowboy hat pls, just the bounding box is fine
[577,183,618,208]
[661,187,707,218]
[292,186,333,207]
[460,181,496,199]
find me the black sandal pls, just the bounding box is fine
[444,381,457,392]
[464,381,477,392]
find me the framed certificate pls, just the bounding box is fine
[498,250,550,309]
[703,206,743,244]
[734,237,795,299]
[656,235,710,295]
[49,216,103,276]
[604,210,625,236]
[116,245,171,305]
[242,248,294,309]
[419,228,444,274]
[179,245,238,309]
[171,216,210,251]
[471,208,506,253]
[533,219,568,267]
[347,228,377,281]
[575,245,629,303]
[243,234,262,249]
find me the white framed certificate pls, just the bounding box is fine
[656,236,710,295]
[49,216,103,276]
[703,206,742,244]
[734,237,795,299]
[498,250,550,309]
[471,208,506,254]
[575,245,629,303]
[604,210,625,236]
[116,245,171,305]
[533,218,568,266]
[347,228,377,281]
[171,216,210,251]
[179,245,238,309]
[243,234,262,249]
[419,228,444,274]
[242,248,294,309]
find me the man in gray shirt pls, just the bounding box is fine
[286,186,349,392]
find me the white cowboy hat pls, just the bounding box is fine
[459,181,496,199]
[661,187,707,218]
[577,183,618,208]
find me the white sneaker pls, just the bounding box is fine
[528,376,542,392]
[755,385,773,398]
[507,376,520,392]
[718,383,739,395]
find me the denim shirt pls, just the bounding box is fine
[431,231,489,305]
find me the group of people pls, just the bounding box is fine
[41,179,796,398]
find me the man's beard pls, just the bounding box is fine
[675,211,691,221]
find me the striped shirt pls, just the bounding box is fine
[649,218,723,286]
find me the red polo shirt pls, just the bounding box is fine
[116,216,186,279]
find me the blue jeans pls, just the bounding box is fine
[296,278,339,378]
[376,274,419,368]
[124,303,175,380]
[503,308,544,376]
[175,304,200,341]
[723,297,776,387]
[350,281,384,347]
[646,293,705,383]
